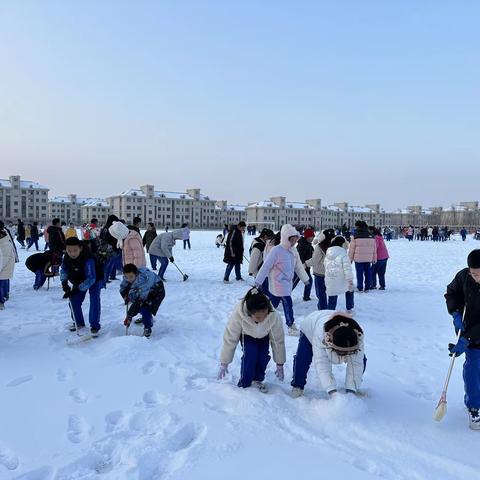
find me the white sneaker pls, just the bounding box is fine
[347,309,355,315]
[252,381,269,393]
[291,387,304,398]
[468,408,480,430]
[288,324,300,336]
[223,279,231,284]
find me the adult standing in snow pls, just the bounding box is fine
[0,221,17,310]
[371,228,389,290]
[142,223,158,270]
[293,228,315,301]
[305,229,336,310]
[325,236,355,312]
[61,237,102,336]
[255,224,310,335]
[123,217,146,268]
[217,288,286,392]
[349,220,376,292]
[460,227,468,241]
[223,221,246,283]
[182,223,191,250]
[148,228,184,281]
[290,310,366,398]
[16,219,26,248]
[444,249,480,429]
[100,214,121,282]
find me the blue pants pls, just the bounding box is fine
[158,256,169,279]
[103,257,116,285]
[149,254,158,270]
[291,333,313,389]
[269,295,295,327]
[0,279,8,304]
[139,306,153,329]
[34,270,47,289]
[224,263,241,281]
[293,270,313,299]
[115,251,123,274]
[27,238,39,250]
[355,262,372,291]
[238,334,271,388]
[464,348,480,409]
[183,239,191,249]
[314,275,328,310]
[69,282,101,330]
[371,259,388,288]
[328,291,354,310]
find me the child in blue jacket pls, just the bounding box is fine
[120,264,166,337]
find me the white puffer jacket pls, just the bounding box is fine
[324,246,353,297]
[0,234,16,280]
[220,302,286,365]
[300,310,365,393]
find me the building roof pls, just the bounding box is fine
[347,206,375,213]
[82,199,110,208]
[324,205,343,212]
[285,202,315,210]
[116,188,195,200]
[0,179,48,190]
[247,201,280,208]
[50,196,94,205]
[226,204,246,212]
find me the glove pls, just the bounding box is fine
[124,316,132,327]
[62,289,71,299]
[448,336,469,357]
[217,363,229,380]
[62,281,70,293]
[169,257,174,263]
[275,364,284,382]
[452,312,464,332]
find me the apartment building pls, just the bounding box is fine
[48,194,111,224]
[215,201,247,228]
[80,199,112,224]
[0,175,49,223]
[107,185,218,229]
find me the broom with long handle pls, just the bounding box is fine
[433,328,463,422]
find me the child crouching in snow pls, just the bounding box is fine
[291,310,366,398]
[120,264,166,338]
[217,288,286,393]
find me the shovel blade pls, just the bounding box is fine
[433,399,447,422]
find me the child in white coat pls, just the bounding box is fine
[291,310,366,397]
[324,236,354,312]
[217,288,286,393]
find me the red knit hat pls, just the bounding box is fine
[303,228,315,239]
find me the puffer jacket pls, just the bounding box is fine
[300,310,365,393]
[220,302,286,365]
[375,234,389,261]
[324,246,353,297]
[349,229,377,263]
[306,244,327,276]
[255,224,309,297]
[148,229,184,258]
[248,237,267,276]
[0,234,16,280]
[123,229,146,267]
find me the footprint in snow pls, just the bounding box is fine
[67,415,93,444]
[167,423,206,453]
[56,368,75,382]
[143,390,170,408]
[142,361,157,375]
[6,375,33,387]
[69,388,89,404]
[12,465,56,479]
[104,410,128,433]
[0,445,19,471]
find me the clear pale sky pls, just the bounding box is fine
[1,1,479,210]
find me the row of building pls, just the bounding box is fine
[1,175,479,230]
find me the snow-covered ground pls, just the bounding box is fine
[1,232,480,480]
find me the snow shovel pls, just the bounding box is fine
[173,262,189,281]
[125,304,130,336]
[433,329,462,422]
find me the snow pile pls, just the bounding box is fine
[1,233,480,479]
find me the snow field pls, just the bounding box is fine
[1,232,480,479]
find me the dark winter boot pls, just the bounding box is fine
[468,408,480,430]
[143,328,152,338]
[90,328,100,338]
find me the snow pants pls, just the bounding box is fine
[327,291,354,310]
[291,333,313,390]
[293,269,313,299]
[355,262,372,291]
[34,270,47,289]
[269,295,294,327]
[69,281,101,330]
[238,334,271,388]
[371,259,388,289]
[464,347,480,409]
[314,275,328,310]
